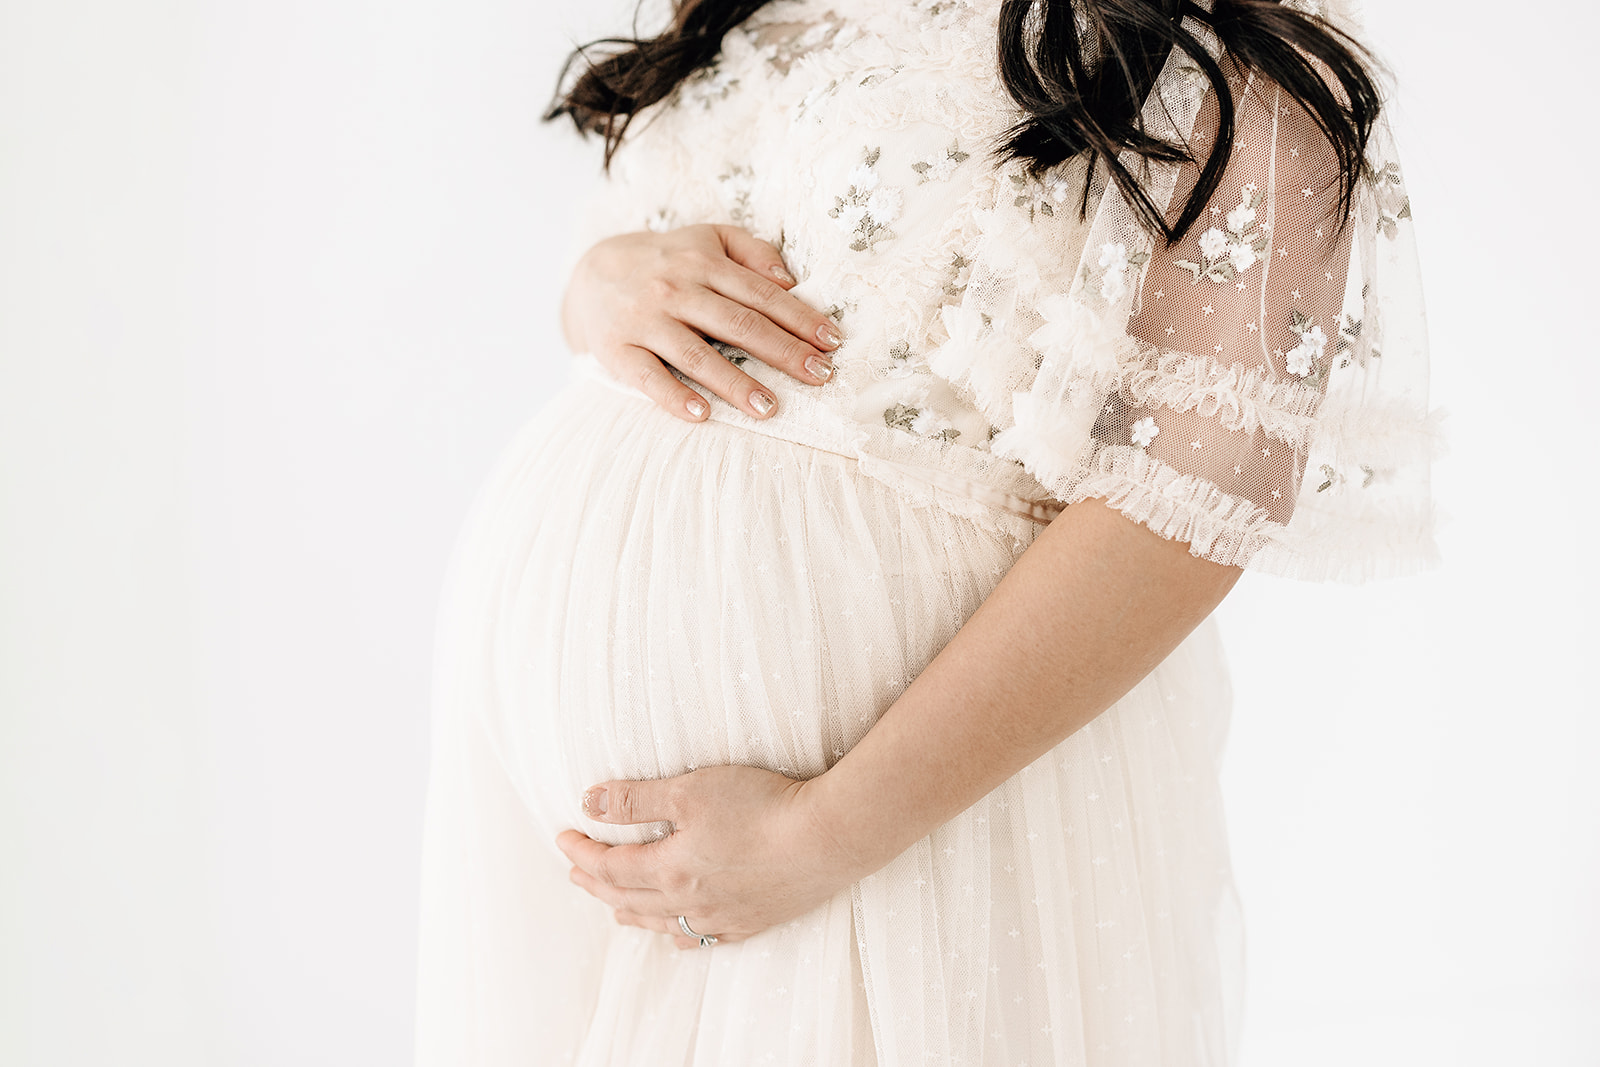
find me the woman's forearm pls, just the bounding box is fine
[797,496,1242,878]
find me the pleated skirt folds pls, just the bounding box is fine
[416,376,1243,1066]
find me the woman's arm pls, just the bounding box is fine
[798,495,1239,876]
[560,497,1239,947]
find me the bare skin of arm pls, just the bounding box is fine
[559,496,1241,948]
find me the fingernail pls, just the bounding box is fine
[582,787,607,816]
[686,397,708,419]
[750,391,776,417]
[804,355,834,382]
[817,325,843,348]
[771,265,796,285]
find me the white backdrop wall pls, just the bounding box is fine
[1,2,1594,1066]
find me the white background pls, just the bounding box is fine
[1,1,1594,1064]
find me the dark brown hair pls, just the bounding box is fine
[546,0,1381,243]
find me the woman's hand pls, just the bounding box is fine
[556,765,859,949]
[561,224,844,423]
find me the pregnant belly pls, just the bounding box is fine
[435,377,1031,848]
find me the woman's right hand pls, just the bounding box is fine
[560,224,844,422]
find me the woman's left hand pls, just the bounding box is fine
[556,766,858,950]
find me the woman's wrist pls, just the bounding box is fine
[790,756,927,885]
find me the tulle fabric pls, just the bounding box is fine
[416,378,1243,1066]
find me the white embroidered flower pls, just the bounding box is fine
[865,188,902,224]
[846,163,879,192]
[1198,227,1229,259]
[1301,323,1328,356]
[1098,242,1129,273]
[1098,242,1131,302]
[1228,242,1258,273]
[1243,182,1259,197]
[1286,341,1314,377]
[909,406,955,438]
[1130,417,1160,448]
[1285,316,1327,377]
[922,153,959,182]
[1046,176,1073,203]
[834,203,867,234]
[1226,202,1256,233]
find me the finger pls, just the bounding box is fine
[613,909,679,936]
[677,288,835,387]
[582,776,686,826]
[558,832,672,894]
[706,261,845,356]
[603,343,710,422]
[712,224,797,288]
[642,323,779,419]
[569,865,672,914]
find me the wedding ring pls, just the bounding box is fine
[677,915,717,948]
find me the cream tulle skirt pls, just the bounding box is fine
[415,376,1243,1066]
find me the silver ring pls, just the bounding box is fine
[677,915,717,948]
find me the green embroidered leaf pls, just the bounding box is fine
[1397,199,1412,220]
[864,147,881,166]
[1040,201,1054,217]
[888,341,912,360]
[911,162,931,174]
[884,403,919,431]
[1173,259,1203,280]
[1127,251,1149,266]
[951,151,970,162]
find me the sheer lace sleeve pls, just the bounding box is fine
[968,53,1439,580]
[1088,73,1356,542]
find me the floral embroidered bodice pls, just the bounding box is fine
[572,0,1437,579]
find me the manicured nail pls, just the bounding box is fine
[582,787,607,816]
[771,265,796,285]
[750,391,776,416]
[804,355,834,382]
[686,397,708,419]
[817,325,843,348]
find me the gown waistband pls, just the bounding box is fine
[572,356,1063,527]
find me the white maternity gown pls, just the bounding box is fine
[415,0,1436,1063]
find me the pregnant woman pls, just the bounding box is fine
[415,0,1435,1063]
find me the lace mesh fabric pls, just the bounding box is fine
[578,0,1437,580]
[983,57,1438,577]
[416,4,1439,1064]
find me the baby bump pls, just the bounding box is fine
[442,378,1031,847]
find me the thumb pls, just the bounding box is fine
[712,224,796,287]
[582,778,676,826]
